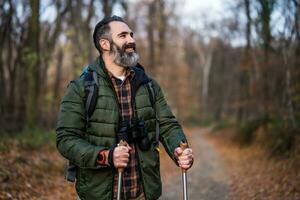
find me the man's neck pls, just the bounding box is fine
[102,53,126,77]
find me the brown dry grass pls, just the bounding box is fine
[3,127,298,200]
[207,128,300,200]
[0,141,76,200]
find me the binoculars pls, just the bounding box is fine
[117,119,151,151]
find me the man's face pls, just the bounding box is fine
[108,21,139,67]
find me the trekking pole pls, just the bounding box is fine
[117,140,127,200]
[180,141,189,200]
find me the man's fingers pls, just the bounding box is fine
[179,159,193,169]
[126,144,133,151]
[114,158,129,168]
[178,154,193,161]
[175,147,192,157]
[113,145,131,168]
[178,159,190,165]
[115,162,128,168]
[114,155,129,163]
[119,146,130,152]
[177,148,194,170]
[115,152,129,158]
[120,152,130,158]
[120,157,129,162]
[178,155,189,160]
[175,147,183,155]
[182,148,192,155]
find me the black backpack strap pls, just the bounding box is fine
[147,81,155,107]
[146,80,160,149]
[84,70,98,122]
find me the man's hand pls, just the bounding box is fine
[113,143,132,168]
[174,146,194,170]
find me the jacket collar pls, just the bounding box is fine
[89,56,151,85]
[88,56,108,78]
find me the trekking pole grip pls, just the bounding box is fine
[117,140,127,173]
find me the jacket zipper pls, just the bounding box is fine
[103,75,121,200]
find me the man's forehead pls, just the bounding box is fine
[109,21,132,34]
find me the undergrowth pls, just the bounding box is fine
[237,113,299,156]
[0,128,56,152]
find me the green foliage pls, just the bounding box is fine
[184,112,210,127]
[200,113,218,126]
[0,128,56,152]
[238,113,270,145]
[22,47,39,66]
[212,119,233,131]
[295,115,300,129]
[22,46,40,128]
[266,116,296,156]
[200,118,215,127]
[237,113,298,155]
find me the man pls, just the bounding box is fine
[56,15,193,200]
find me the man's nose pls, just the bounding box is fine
[127,35,135,43]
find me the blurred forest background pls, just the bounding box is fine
[1,0,300,151]
[1,0,300,199]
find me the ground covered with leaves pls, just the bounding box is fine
[0,130,76,200]
[207,128,300,200]
[0,128,299,199]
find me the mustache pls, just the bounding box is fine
[122,43,136,51]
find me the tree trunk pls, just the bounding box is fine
[245,0,251,51]
[147,1,156,75]
[257,0,274,111]
[0,55,5,127]
[0,0,17,129]
[53,49,64,110]
[292,0,300,123]
[120,0,129,21]
[23,0,40,128]
[157,0,166,67]
[258,0,273,60]
[237,0,253,121]
[202,40,215,113]
[102,0,115,16]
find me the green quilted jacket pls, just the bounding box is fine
[56,57,187,200]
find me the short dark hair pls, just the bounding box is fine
[93,15,126,54]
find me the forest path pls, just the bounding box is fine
[160,128,230,200]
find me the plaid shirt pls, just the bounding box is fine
[108,68,143,200]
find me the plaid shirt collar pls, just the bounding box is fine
[106,67,135,82]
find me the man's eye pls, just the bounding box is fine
[120,35,126,38]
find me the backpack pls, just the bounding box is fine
[65,66,160,182]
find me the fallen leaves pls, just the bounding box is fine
[0,141,76,200]
[207,128,300,200]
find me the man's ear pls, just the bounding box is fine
[100,39,110,51]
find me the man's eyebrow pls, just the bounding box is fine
[117,31,133,36]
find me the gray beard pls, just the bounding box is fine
[110,42,139,68]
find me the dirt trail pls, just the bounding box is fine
[160,128,230,200]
